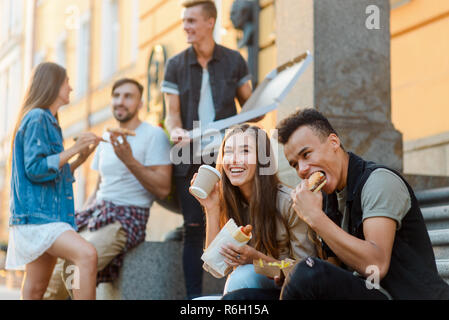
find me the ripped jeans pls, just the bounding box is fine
[224,264,279,295]
[175,175,206,299]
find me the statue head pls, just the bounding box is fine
[231,0,253,30]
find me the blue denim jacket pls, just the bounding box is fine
[9,108,77,230]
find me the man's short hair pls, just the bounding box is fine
[276,108,342,147]
[182,0,217,21]
[112,78,144,98]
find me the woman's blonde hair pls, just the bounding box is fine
[10,62,66,159]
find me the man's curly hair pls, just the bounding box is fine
[276,108,343,148]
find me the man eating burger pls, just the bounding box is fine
[223,108,449,300]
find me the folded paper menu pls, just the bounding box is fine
[202,218,253,278]
[253,258,297,278]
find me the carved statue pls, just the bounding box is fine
[230,0,259,87]
[230,0,255,48]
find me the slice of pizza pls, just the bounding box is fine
[106,127,136,136]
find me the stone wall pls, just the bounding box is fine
[403,132,449,177]
[275,0,403,187]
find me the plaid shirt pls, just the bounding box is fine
[75,200,150,284]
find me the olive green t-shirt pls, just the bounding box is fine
[337,168,411,232]
[336,168,410,299]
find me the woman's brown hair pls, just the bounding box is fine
[216,124,288,259]
[10,62,67,156]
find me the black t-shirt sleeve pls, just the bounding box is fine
[236,53,251,87]
[161,58,179,94]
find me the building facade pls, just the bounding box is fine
[0,0,35,242]
[391,0,449,176]
[0,0,276,242]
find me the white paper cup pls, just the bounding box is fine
[189,165,221,199]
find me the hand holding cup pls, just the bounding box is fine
[189,165,221,212]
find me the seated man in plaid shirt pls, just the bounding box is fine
[44,78,172,299]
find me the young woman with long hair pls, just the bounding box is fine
[191,124,318,295]
[5,62,102,300]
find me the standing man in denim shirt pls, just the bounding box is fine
[161,0,255,299]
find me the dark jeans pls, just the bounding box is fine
[222,257,389,300]
[175,174,205,300]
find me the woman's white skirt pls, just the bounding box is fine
[5,222,74,270]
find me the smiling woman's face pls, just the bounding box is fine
[222,131,258,189]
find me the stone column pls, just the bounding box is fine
[275,0,403,186]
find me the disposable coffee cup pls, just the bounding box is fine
[189,165,221,199]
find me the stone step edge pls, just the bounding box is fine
[421,205,449,221]
[436,259,449,277]
[428,229,449,246]
[416,187,449,207]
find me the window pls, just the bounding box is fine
[101,0,120,81]
[10,0,23,36]
[0,72,7,141]
[0,0,9,44]
[55,33,67,67]
[33,50,45,68]
[76,15,91,98]
[130,0,139,62]
[7,60,21,133]
[0,59,21,140]
[0,0,23,43]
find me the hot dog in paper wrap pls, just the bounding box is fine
[202,218,253,278]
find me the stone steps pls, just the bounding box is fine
[436,259,449,284]
[416,187,449,208]
[428,229,449,260]
[421,205,449,231]
[417,187,449,283]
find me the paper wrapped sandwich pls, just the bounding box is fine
[253,258,297,278]
[202,218,253,278]
[232,224,252,242]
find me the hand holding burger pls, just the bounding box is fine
[290,171,327,228]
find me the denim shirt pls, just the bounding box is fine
[9,108,77,230]
[161,43,251,131]
[161,43,251,177]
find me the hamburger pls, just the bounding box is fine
[308,171,327,193]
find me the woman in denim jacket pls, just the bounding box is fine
[5,62,103,300]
